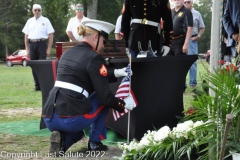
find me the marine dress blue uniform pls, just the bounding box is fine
[42,41,126,153]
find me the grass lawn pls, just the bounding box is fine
[0,59,209,159]
[0,63,42,109]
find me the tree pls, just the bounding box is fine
[193,0,212,53]
[37,0,71,42]
[0,0,29,58]
[86,0,98,19]
[0,0,125,58]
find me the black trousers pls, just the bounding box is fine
[169,36,186,56]
[169,36,187,92]
[29,40,47,89]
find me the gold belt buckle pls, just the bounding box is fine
[141,18,147,24]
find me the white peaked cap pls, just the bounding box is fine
[81,19,115,41]
[33,4,42,9]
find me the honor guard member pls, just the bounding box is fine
[22,4,54,91]
[42,19,135,155]
[170,0,193,55]
[121,0,173,58]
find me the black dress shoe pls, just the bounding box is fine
[50,131,66,156]
[33,87,41,91]
[88,141,108,151]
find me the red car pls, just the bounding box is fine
[6,50,29,67]
[205,50,210,63]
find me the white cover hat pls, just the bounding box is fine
[81,19,115,42]
[33,4,42,10]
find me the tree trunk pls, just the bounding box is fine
[2,0,11,57]
[87,0,98,19]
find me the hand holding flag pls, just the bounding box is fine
[112,64,138,121]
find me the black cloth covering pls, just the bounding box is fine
[28,55,197,140]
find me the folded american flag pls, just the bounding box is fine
[112,64,138,121]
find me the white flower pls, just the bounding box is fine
[154,126,170,142]
[183,120,194,129]
[140,135,151,146]
[119,120,207,159]
[193,120,204,128]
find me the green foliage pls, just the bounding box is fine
[183,67,240,158]
[37,0,71,43]
[0,0,125,58]
[193,0,212,53]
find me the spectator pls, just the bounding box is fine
[114,3,125,40]
[170,0,193,56]
[42,19,135,155]
[22,3,54,91]
[121,0,173,58]
[66,3,89,42]
[223,0,240,59]
[171,0,193,92]
[184,0,205,88]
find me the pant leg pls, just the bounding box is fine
[187,40,198,86]
[29,42,40,89]
[43,93,109,150]
[44,111,84,151]
[231,46,236,62]
[38,41,47,59]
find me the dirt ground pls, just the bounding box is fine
[0,108,124,160]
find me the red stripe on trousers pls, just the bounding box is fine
[83,105,105,119]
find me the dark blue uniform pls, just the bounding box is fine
[42,42,125,151]
[121,0,173,56]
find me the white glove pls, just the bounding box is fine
[162,46,170,56]
[114,67,127,77]
[123,96,135,110]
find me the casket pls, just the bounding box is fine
[55,40,128,59]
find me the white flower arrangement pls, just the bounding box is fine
[118,120,205,160]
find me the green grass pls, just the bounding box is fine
[184,59,209,109]
[0,63,42,109]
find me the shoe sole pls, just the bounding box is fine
[50,131,61,156]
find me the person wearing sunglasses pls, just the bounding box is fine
[42,19,134,155]
[22,4,54,91]
[66,3,89,42]
[183,0,205,88]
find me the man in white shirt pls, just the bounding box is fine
[66,4,89,42]
[22,3,54,91]
[114,3,125,40]
[184,0,205,88]
[114,15,122,40]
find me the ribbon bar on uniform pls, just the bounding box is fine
[54,81,89,98]
[131,19,159,27]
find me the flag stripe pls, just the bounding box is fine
[112,64,138,121]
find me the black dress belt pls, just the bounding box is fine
[191,34,198,37]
